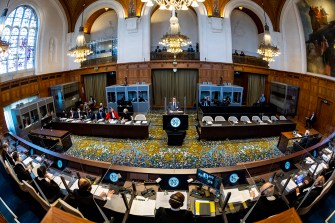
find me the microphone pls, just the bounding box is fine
[269,172,277,183]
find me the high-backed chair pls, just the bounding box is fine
[202,116,213,123]
[279,115,287,120]
[57,199,86,219]
[22,180,58,211]
[271,116,278,121]
[240,116,250,122]
[4,160,27,192]
[214,116,225,121]
[228,116,238,122]
[134,114,146,121]
[0,156,9,174]
[252,116,261,122]
[262,116,270,122]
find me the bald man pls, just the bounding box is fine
[73,178,114,223]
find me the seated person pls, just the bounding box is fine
[233,50,239,56]
[259,93,266,106]
[105,108,119,120]
[253,99,261,107]
[35,166,63,203]
[201,96,211,106]
[221,98,230,106]
[1,142,15,166]
[138,96,145,102]
[305,112,316,129]
[86,109,95,120]
[73,178,114,223]
[292,175,325,208]
[96,107,106,120]
[155,192,195,223]
[240,51,245,56]
[168,97,180,112]
[12,152,32,182]
[121,108,131,122]
[247,182,288,222]
[88,96,96,109]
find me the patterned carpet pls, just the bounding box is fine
[65,113,284,169]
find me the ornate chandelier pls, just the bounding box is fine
[257,2,280,62]
[143,0,204,10]
[0,3,10,56]
[159,10,191,54]
[68,4,92,63]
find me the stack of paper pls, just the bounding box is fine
[53,176,69,190]
[246,121,252,124]
[23,157,33,166]
[91,185,109,196]
[130,199,156,216]
[281,179,297,192]
[305,157,315,164]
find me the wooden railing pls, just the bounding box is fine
[233,55,269,68]
[80,56,117,68]
[150,52,200,61]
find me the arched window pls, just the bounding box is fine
[0,6,38,74]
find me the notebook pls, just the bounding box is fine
[194,200,215,216]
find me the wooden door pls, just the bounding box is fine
[315,97,333,134]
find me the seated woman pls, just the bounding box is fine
[105,108,119,120]
[121,108,132,122]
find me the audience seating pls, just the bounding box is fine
[279,115,287,120]
[214,116,225,121]
[202,116,214,123]
[134,114,146,121]
[252,116,261,122]
[297,169,335,215]
[228,116,238,122]
[4,160,27,192]
[240,116,250,122]
[271,116,278,121]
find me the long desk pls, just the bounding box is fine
[49,119,149,139]
[30,128,73,151]
[198,120,296,140]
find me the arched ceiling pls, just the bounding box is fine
[58,0,286,33]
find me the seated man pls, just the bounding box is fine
[168,97,180,112]
[96,107,106,120]
[1,142,15,166]
[12,152,32,182]
[305,112,316,129]
[105,108,119,120]
[73,178,114,223]
[121,108,131,122]
[35,166,63,203]
[259,93,266,106]
[155,192,194,223]
[201,96,211,106]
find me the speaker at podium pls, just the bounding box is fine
[163,114,188,146]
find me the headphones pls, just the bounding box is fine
[169,194,184,207]
[78,178,92,191]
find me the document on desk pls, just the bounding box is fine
[280,179,297,192]
[31,163,41,177]
[53,176,69,190]
[23,157,33,166]
[70,179,79,191]
[130,199,156,216]
[104,194,130,213]
[155,192,188,210]
[91,185,109,196]
[223,188,255,203]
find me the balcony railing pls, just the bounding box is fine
[232,55,269,68]
[81,56,117,68]
[150,52,200,60]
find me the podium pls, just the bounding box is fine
[163,114,188,146]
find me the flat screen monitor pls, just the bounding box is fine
[102,170,125,186]
[222,171,248,187]
[195,169,222,191]
[280,159,296,172]
[163,115,188,131]
[159,175,189,190]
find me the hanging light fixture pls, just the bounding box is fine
[143,0,204,11]
[159,9,191,54]
[68,3,92,63]
[257,1,280,62]
[0,0,10,56]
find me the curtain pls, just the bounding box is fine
[84,73,107,106]
[152,69,198,107]
[246,74,266,106]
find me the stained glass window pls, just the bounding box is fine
[0,6,38,74]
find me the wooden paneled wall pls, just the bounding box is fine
[1,61,335,136]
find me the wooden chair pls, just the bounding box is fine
[0,156,9,174]
[57,199,86,219]
[22,180,58,211]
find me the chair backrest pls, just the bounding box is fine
[57,199,86,219]
[214,116,225,121]
[5,160,27,192]
[202,116,213,123]
[228,116,238,122]
[240,116,250,122]
[297,179,334,215]
[22,180,51,211]
[252,116,261,122]
[134,114,146,121]
[271,116,278,121]
[0,156,9,174]
[262,116,270,121]
[279,115,287,120]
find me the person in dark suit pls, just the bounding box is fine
[96,107,106,120]
[105,108,119,120]
[73,178,114,223]
[168,97,180,112]
[121,108,131,121]
[1,142,14,166]
[12,152,32,182]
[86,109,95,120]
[293,175,325,208]
[35,166,62,203]
[201,96,211,106]
[305,112,316,129]
[155,192,195,223]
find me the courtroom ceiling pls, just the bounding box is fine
[58,0,286,33]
